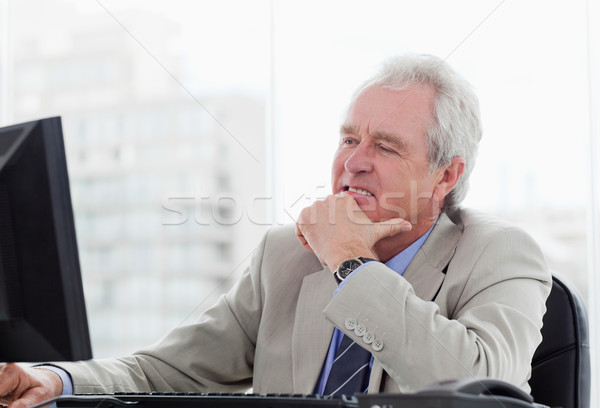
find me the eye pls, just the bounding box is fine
[377,143,396,154]
[341,137,358,146]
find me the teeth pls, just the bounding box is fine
[348,187,373,196]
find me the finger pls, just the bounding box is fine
[294,222,305,244]
[300,241,314,252]
[0,363,20,401]
[374,218,412,239]
[295,223,314,253]
[6,367,63,408]
[7,387,52,408]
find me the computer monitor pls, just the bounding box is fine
[0,116,92,362]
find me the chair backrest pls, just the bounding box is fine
[529,274,591,408]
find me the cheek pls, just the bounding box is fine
[412,175,440,204]
[331,151,347,178]
[377,165,429,202]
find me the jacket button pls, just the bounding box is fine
[345,317,357,330]
[372,338,384,351]
[354,323,366,336]
[363,331,375,344]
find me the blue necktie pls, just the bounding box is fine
[323,333,372,397]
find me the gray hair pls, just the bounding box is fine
[353,54,482,211]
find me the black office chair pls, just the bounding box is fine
[529,274,591,408]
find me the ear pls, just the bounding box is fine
[431,157,466,204]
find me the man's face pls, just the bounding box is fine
[331,84,445,225]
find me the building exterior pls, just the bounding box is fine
[9,3,267,357]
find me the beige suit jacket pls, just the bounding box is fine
[57,208,551,395]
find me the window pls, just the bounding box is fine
[1,1,597,400]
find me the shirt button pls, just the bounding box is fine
[363,331,375,344]
[372,338,384,351]
[354,323,366,337]
[345,318,357,330]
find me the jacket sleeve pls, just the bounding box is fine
[323,226,552,393]
[52,229,272,394]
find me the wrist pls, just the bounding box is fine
[333,256,377,284]
[329,249,377,272]
[41,368,64,396]
[35,366,71,396]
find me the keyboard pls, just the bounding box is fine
[40,393,359,408]
[34,390,542,408]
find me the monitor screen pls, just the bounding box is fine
[0,116,92,362]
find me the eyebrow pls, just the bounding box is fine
[340,124,408,150]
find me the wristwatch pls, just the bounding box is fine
[334,257,376,284]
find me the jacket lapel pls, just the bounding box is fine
[402,213,462,301]
[292,267,337,393]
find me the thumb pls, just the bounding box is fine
[373,218,412,240]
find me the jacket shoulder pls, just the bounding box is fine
[449,207,535,241]
[259,223,324,274]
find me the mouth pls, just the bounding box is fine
[343,186,374,197]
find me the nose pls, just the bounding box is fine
[344,141,374,174]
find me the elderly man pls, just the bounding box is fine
[0,54,551,408]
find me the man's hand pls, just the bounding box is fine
[295,193,411,269]
[0,363,62,408]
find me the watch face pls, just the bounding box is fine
[338,258,362,279]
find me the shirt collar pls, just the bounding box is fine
[385,221,436,276]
